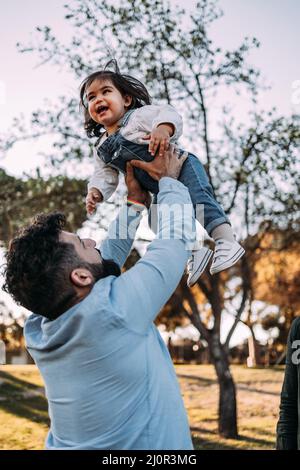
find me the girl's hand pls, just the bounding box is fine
[142,123,174,158]
[86,188,103,215]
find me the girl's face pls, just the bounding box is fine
[86,79,132,133]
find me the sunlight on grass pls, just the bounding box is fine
[0,364,284,450]
[175,364,284,450]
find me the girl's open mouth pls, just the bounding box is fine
[97,106,109,116]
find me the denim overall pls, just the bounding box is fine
[97,110,229,234]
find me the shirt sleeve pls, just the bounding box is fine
[87,146,119,201]
[100,205,143,268]
[276,318,300,449]
[110,178,196,335]
[134,104,183,142]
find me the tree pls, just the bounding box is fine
[0,168,88,244]
[0,301,25,352]
[252,229,300,360]
[0,0,299,438]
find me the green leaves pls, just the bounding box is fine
[0,170,87,246]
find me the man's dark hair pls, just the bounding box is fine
[79,59,151,138]
[2,212,102,320]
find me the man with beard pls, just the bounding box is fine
[3,146,196,450]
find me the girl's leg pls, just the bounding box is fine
[179,154,244,275]
[148,195,213,287]
[178,154,230,234]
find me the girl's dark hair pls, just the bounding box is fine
[79,59,151,138]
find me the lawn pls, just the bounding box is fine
[176,364,284,450]
[0,364,284,450]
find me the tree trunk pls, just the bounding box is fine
[209,334,238,438]
[183,275,239,439]
[247,326,261,366]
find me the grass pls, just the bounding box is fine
[0,364,284,450]
[0,365,49,450]
[176,364,284,450]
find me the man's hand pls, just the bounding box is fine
[125,162,152,209]
[86,188,103,215]
[142,123,174,157]
[130,144,188,181]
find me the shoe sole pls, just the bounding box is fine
[187,249,214,287]
[210,247,245,275]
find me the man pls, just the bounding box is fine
[3,146,195,450]
[276,317,300,450]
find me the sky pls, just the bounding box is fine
[0,0,299,346]
[0,0,299,175]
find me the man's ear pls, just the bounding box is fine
[70,268,94,287]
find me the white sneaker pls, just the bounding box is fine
[187,247,214,287]
[210,239,245,275]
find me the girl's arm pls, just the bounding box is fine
[88,147,119,201]
[131,104,183,142]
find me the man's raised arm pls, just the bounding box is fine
[109,147,196,334]
[100,163,151,269]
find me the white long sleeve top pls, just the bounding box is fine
[87,104,183,200]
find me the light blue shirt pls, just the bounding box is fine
[24,177,195,450]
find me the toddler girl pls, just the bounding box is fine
[80,61,244,286]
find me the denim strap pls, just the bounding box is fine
[118,109,135,128]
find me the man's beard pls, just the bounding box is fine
[89,257,121,282]
[101,258,121,278]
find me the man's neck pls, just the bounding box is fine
[73,286,93,305]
